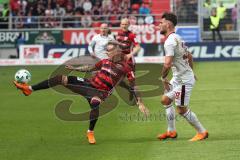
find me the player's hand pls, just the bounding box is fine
[138,102,149,117]
[162,79,171,91]
[65,65,74,70]
[126,53,133,61]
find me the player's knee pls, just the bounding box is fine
[161,95,172,106]
[90,96,101,109]
[49,75,66,86]
[176,106,188,115]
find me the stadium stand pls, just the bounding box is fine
[3,0,158,29]
[174,0,198,24]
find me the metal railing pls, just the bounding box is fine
[0,14,159,30]
[172,0,199,25]
[0,11,204,30]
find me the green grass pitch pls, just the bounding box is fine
[0,61,240,160]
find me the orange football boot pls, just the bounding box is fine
[87,131,96,144]
[13,81,32,96]
[157,131,177,140]
[189,131,208,142]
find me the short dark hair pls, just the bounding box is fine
[162,12,177,26]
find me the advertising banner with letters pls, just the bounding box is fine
[28,30,62,45]
[0,30,62,48]
[44,45,89,59]
[0,31,29,48]
[0,26,200,48]
[139,42,240,61]
[63,25,165,45]
[1,41,240,66]
[186,41,240,61]
[63,25,200,45]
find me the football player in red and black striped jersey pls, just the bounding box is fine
[115,18,141,103]
[116,18,140,73]
[14,42,149,144]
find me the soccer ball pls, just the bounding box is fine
[14,69,31,84]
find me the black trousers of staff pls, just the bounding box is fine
[211,27,223,41]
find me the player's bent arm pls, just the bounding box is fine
[129,80,149,116]
[88,37,96,56]
[65,65,99,72]
[187,52,193,70]
[187,52,198,80]
[125,69,149,115]
[128,80,141,104]
[130,44,141,57]
[129,81,148,110]
[161,56,173,79]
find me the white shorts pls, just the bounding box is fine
[164,78,195,107]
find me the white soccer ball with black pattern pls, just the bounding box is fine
[14,69,31,84]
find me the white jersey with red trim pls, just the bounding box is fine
[88,34,115,59]
[164,33,194,84]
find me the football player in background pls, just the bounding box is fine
[88,23,115,59]
[115,18,141,103]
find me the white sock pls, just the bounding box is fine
[165,105,176,132]
[29,86,33,91]
[183,109,206,133]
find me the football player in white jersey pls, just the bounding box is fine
[88,23,115,59]
[157,12,208,142]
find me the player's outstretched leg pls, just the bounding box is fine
[157,95,177,140]
[14,75,66,96]
[177,107,208,142]
[86,96,101,144]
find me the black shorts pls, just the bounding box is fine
[66,76,108,101]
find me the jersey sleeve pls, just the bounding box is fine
[129,33,139,46]
[164,36,177,56]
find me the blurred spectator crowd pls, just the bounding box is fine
[0,0,153,29]
[174,0,198,24]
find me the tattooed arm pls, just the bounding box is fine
[161,56,173,91]
[186,51,198,80]
[65,65,99,72]
[128,80,149,116]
